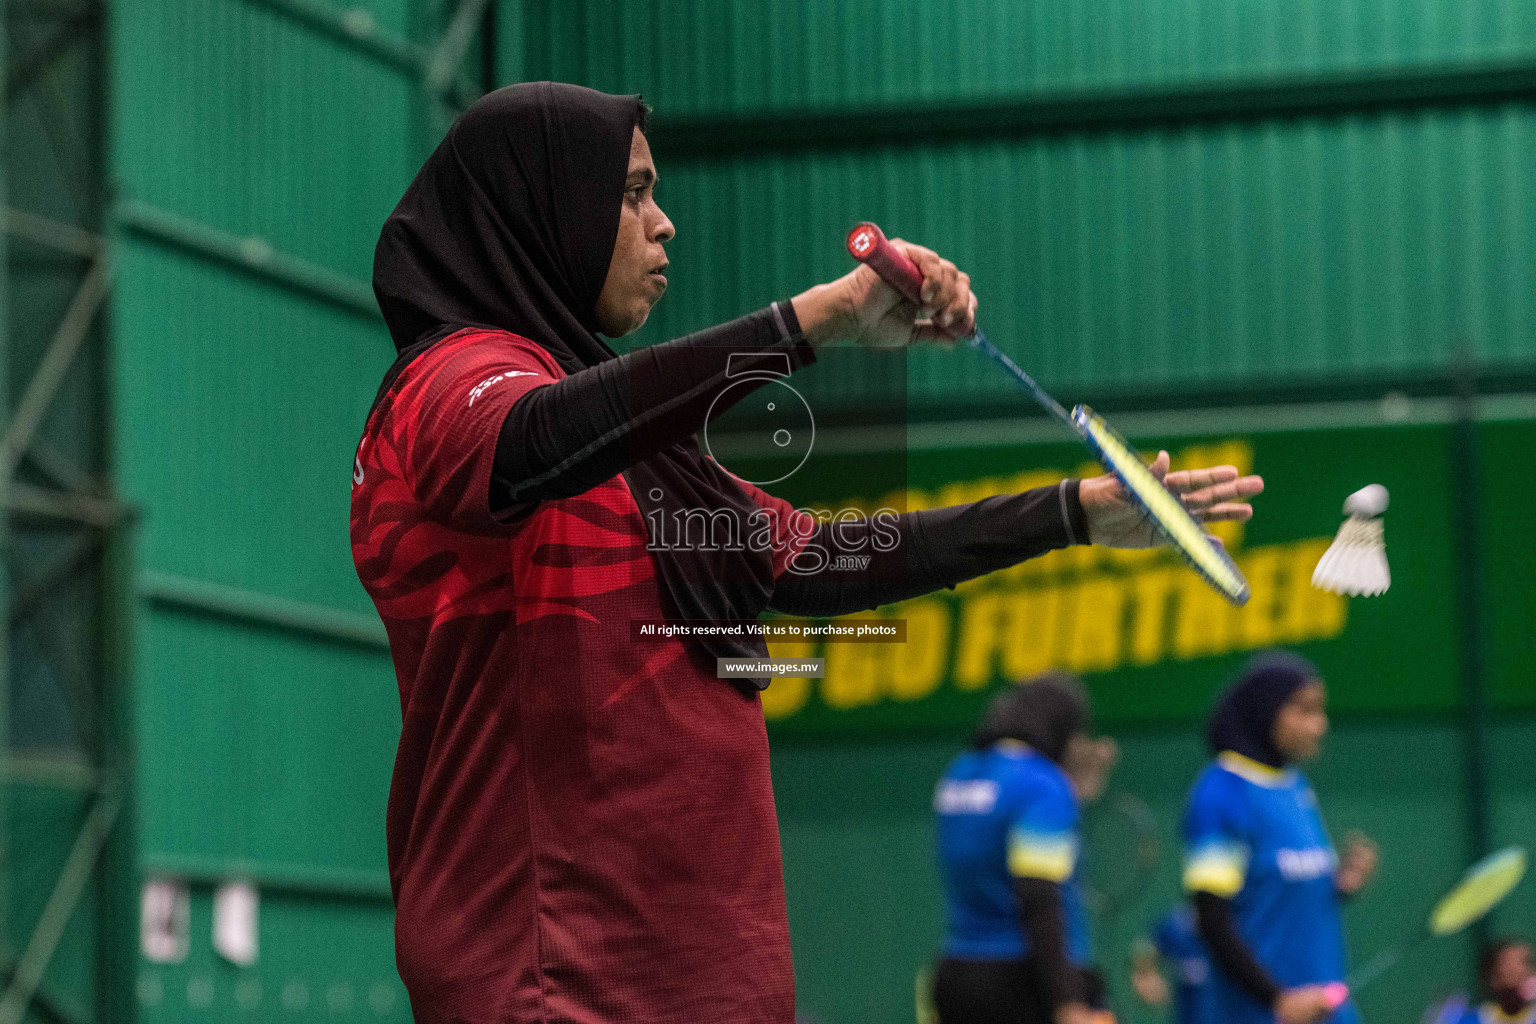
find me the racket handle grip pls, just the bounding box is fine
[1323,982,1350,1010]
[846,222,925,305]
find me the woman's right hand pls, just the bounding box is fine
[1273,985,1336,1024]
[1053,1002,1100,1024]
[792,239,977,349]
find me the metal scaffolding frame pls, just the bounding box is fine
[0,0,497,1019]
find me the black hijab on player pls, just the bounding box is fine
[971,672,1088,764]
[371,82,785,680]
[1206,651,1319,769]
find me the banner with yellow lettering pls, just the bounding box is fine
[753,417,1506,735]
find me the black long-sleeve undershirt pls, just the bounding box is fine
[488,302,1091,608]
[1012,876,1085,1009]
[490,301,812,512]
[1193,891,1281,1007]
[767,482,1089,617]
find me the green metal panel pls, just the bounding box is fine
[106,0,466,1016]
[133,888,404,1022]
[111,240,384,612]
[528,0,1536,116]
[622,105,1536,409]
[112,0,421,282]
[518,0,1536,405]
[133,614,396,877]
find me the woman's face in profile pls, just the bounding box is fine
[1272,680,1328,762]
[594,127,675,337]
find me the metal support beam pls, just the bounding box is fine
[242,0,425,76]
[649,56,1536,158]
[114,201,380,320]
[3,757,96,792]
[143,853,393,904]
[3,207,101,260]
[4,2,98,103]
[140,571,390,651]
[10,532,104,626]
[5,0,127,1018]
[0,959,85,1024]
[1450,349,1494,959]
[21,439,95,495]
[8,483,128,529]
[426,0,492,96]
[240,0,479,106]
[0,791,120,1024]
[0,0,11,989]
[0,255,111,479]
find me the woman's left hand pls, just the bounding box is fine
[1078,451,1265,549]
[1336,830,1380,896]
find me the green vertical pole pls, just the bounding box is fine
[0,0,12,977]
[479,2,497,93]
[94,516,138,1024]
[409,0,445,162]
[1449,349,1493,958]
[492,0,525,87]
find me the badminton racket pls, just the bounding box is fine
[1081,790,1162,928]
[1324,845,1528,1009]
[846,222,1250,605]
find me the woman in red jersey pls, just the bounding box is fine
[351,82,1262,1024]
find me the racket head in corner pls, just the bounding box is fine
[1429,846,1527,936]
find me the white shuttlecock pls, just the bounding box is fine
[1312,485,1391,596]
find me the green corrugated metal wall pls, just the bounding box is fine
[529,0,1536,411]
[527,0,1536,113]
[109,0,433,1019]
[627,118,1536,411]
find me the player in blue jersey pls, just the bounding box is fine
[932,673,1109,1024]
[1453,938,1536,1024]
[1181,651,1378,1024]
[1131,905,1214,1024]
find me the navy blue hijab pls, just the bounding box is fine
[972,672,1088,765]
[1206,651,1321,768]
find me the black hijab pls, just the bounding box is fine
[972,672,1089,765]
[371,83,782,688]
[1206,651,1320,768]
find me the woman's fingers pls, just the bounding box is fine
[1164,464,1238,492]
[893,239,976,338]
[1183,475,1265,511]
[1193,503,1256,523]
[911,323,961,347]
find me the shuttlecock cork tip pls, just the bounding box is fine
[1343,484,1389,518]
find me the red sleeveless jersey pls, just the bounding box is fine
[350,329,808,1023]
